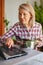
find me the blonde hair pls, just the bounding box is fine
[19,3,35,27]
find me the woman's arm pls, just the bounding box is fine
[34,24,43,50]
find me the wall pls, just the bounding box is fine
[5,0,40,29]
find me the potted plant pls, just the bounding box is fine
[34,1,43,31]
[4,19,9,32]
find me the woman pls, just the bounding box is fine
[1,3,43,49]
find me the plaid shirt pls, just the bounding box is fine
[1,22,43,41]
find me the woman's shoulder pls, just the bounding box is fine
[12,22,20,28]
[14,22,20,26]
[35,22,42,27]
[10,22,20,30]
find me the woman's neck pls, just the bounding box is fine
[25,23,31,29]
[19,22,32,29]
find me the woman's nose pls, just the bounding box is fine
[21,14,24,18]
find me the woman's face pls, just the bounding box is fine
[19,8,31,25]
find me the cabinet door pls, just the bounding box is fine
[0,0,4,36]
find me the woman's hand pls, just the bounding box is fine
[5,38,14,48]
[35,40,43,50]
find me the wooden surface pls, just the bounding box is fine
[0,0,4,36]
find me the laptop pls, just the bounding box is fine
[0,45,27,60]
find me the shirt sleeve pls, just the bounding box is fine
[1,24,17,40]
[39,24,43,41]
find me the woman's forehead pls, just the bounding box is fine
[19,5,30,13]
[19,8,29,14]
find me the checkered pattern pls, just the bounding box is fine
[1,22,42,41]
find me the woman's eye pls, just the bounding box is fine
[19,13,27,16]
[24,13,27,16]
[19,13,21,16]
[24,13,25,15]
